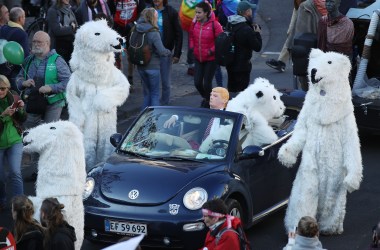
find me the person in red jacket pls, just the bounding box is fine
[200,199,242,250]
[190,1,223,108]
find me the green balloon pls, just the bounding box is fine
[3,41,24,65]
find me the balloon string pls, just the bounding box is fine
[20,65,32,80]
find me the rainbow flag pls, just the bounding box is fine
[179,0,216,31]
[221,0,240,17]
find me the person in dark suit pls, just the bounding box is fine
[163,87,230,149]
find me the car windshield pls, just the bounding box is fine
[119,108,237,161]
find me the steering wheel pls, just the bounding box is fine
[207,140,229,157]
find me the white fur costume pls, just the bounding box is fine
[66,20,130,168]
[200,78,285,152]
[228,78,284,147]
[278,49,362,234]
[23,121,86,250]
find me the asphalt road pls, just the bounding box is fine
[1,0,379,250]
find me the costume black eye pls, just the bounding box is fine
[328,61,332,64]
[256,91,263,98]
[273,96,277,100]
[50,127,56,130]
[95,33,100,36]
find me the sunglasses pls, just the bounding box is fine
[0,87,8,91]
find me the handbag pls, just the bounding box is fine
[22,87,48,115]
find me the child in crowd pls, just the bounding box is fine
[283,216,325,250]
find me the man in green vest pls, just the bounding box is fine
[15,31,71,180]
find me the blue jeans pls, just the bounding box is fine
[159,56,172,105]
[0,143,24,205]
[138,69,160,109]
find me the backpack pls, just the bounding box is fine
[128,26,158,66]
[215,225,252,250]
[215,23,243,66]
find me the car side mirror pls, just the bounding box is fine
[110,133,123,147]
[238,145,264,160]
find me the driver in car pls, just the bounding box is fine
[162,87,230,150]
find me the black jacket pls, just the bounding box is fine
[159,5,183,59]
[15,225,44,250]
[46,223,76,250]
[227,15,262,72]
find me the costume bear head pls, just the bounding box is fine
[70,19,124,71]
[227,77,285,121]
[73,19,124,54]
[22,120,86,196]
[305,49,353,124]
[23,120,84,157]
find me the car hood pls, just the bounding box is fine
[98,154,225,205]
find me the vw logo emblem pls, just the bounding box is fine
[128,189,139,200]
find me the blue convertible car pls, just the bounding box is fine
[83,106,298,249]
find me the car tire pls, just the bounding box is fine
[225,198,245,224]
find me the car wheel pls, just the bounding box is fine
[226,199,244,223]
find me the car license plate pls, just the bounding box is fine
[105,220,147,235]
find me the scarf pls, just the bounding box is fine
[60,4,75,26]
[313,0,327,16]
[202,208,235,229]
[7,21,24,30]
[317,15,352,56]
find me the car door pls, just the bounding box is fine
[234,136,297,217]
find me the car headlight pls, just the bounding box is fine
[183,187,208,210]
[83,177,95,200]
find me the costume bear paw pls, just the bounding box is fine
[278,144,297,168]
[343,174,361,193]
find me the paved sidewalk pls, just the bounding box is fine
[116,10,269,124]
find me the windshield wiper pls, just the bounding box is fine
[152,156,205,163]
[120,150,147,158]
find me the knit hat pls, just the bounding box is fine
[237,1,256,14]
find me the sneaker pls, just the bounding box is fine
[187,67,195,76]
[266,59,286,72]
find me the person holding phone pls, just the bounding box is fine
[0,74,26,212]
[283,216,325,250]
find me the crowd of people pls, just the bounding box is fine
[0,0,378,249]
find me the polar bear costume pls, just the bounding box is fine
[66,20,130,168]
[278,49,363,234]
[200,78,285,152]
[23,121,86,250]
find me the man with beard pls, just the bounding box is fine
[15,31,71,180]
[16,31,70,128]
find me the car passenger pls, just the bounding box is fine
[163,87,230,149]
